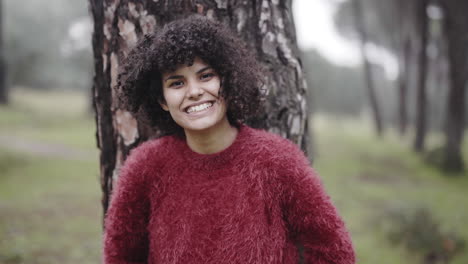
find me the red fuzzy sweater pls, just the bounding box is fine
[103,125,355,263]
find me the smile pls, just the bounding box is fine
[185,102,214,114]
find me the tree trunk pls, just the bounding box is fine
[395,0,416,136]
[414,0,429,152]
[352,0,383,137]
[440,0,467,172]
[0,0,7,105]
[89,0,309,218]
[398,38,410,135]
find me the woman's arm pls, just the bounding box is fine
[103,146,152,264]
[279,143,355,264]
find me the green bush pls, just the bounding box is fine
[384,205,465,263]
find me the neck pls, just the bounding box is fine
[184,118,238,154]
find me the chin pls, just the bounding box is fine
[180,118,222,132]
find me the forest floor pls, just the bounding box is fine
[0,88,101,264]
[0,88,467,264]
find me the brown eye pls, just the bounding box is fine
[169,80,184,88]
[200,73,214,80]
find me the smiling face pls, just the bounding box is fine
[160,57,229,134]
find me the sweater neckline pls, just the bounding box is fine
[174,124,250,171]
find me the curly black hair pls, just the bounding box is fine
[118,15,265,135]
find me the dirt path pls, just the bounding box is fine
[0,134,98,162]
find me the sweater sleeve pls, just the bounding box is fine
[278,142,355,264]
[103,145,152,264]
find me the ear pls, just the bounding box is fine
[159,100,169,111]
[158,99,169,111]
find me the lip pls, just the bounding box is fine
[183,100,215,113]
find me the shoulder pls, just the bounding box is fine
[241,126,308,165]
[119,135,178,179]
[126,135,177,163]
[241,126,319,185]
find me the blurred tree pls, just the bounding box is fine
[425,8,449,133]
[392,0,416,135]
[335,0,467,171]
[351,0,383,137]
[439,0,468,172]
[301,49,366,117]
[89,0,309,217]
[414,0,430,152]
[0,0,7,104]
[4,0,92,90]
[335,0,429,139]
[344,0,417,135]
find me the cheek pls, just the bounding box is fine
[162,90,178,106]
[210,79,222,96]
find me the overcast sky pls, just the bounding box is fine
[292,0,398,80]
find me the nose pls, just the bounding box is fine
[186,80,204,99]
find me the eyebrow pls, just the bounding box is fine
[164,66,213,82]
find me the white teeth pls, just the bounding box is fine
[186,102,213,113]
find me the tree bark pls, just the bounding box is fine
[440,0,467,172]
[352,0,383,137]
[414,0,429,152]
[0,0,7,105]
[89,0,309,218]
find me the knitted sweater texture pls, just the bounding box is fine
[103,125,355,263]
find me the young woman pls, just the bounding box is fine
[104,15,355,264]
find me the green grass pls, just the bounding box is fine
[0,88,101,264]
[0,87,97,150]
[1,88,467,263]
[0,150,101,264]
[313,114,468,264]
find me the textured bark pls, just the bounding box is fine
[90,0,117,216]
[90,0,309,219]
[414,0,429,152]
[0,0,7,105]
[440,0,467,172]
[352,0,383,137]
